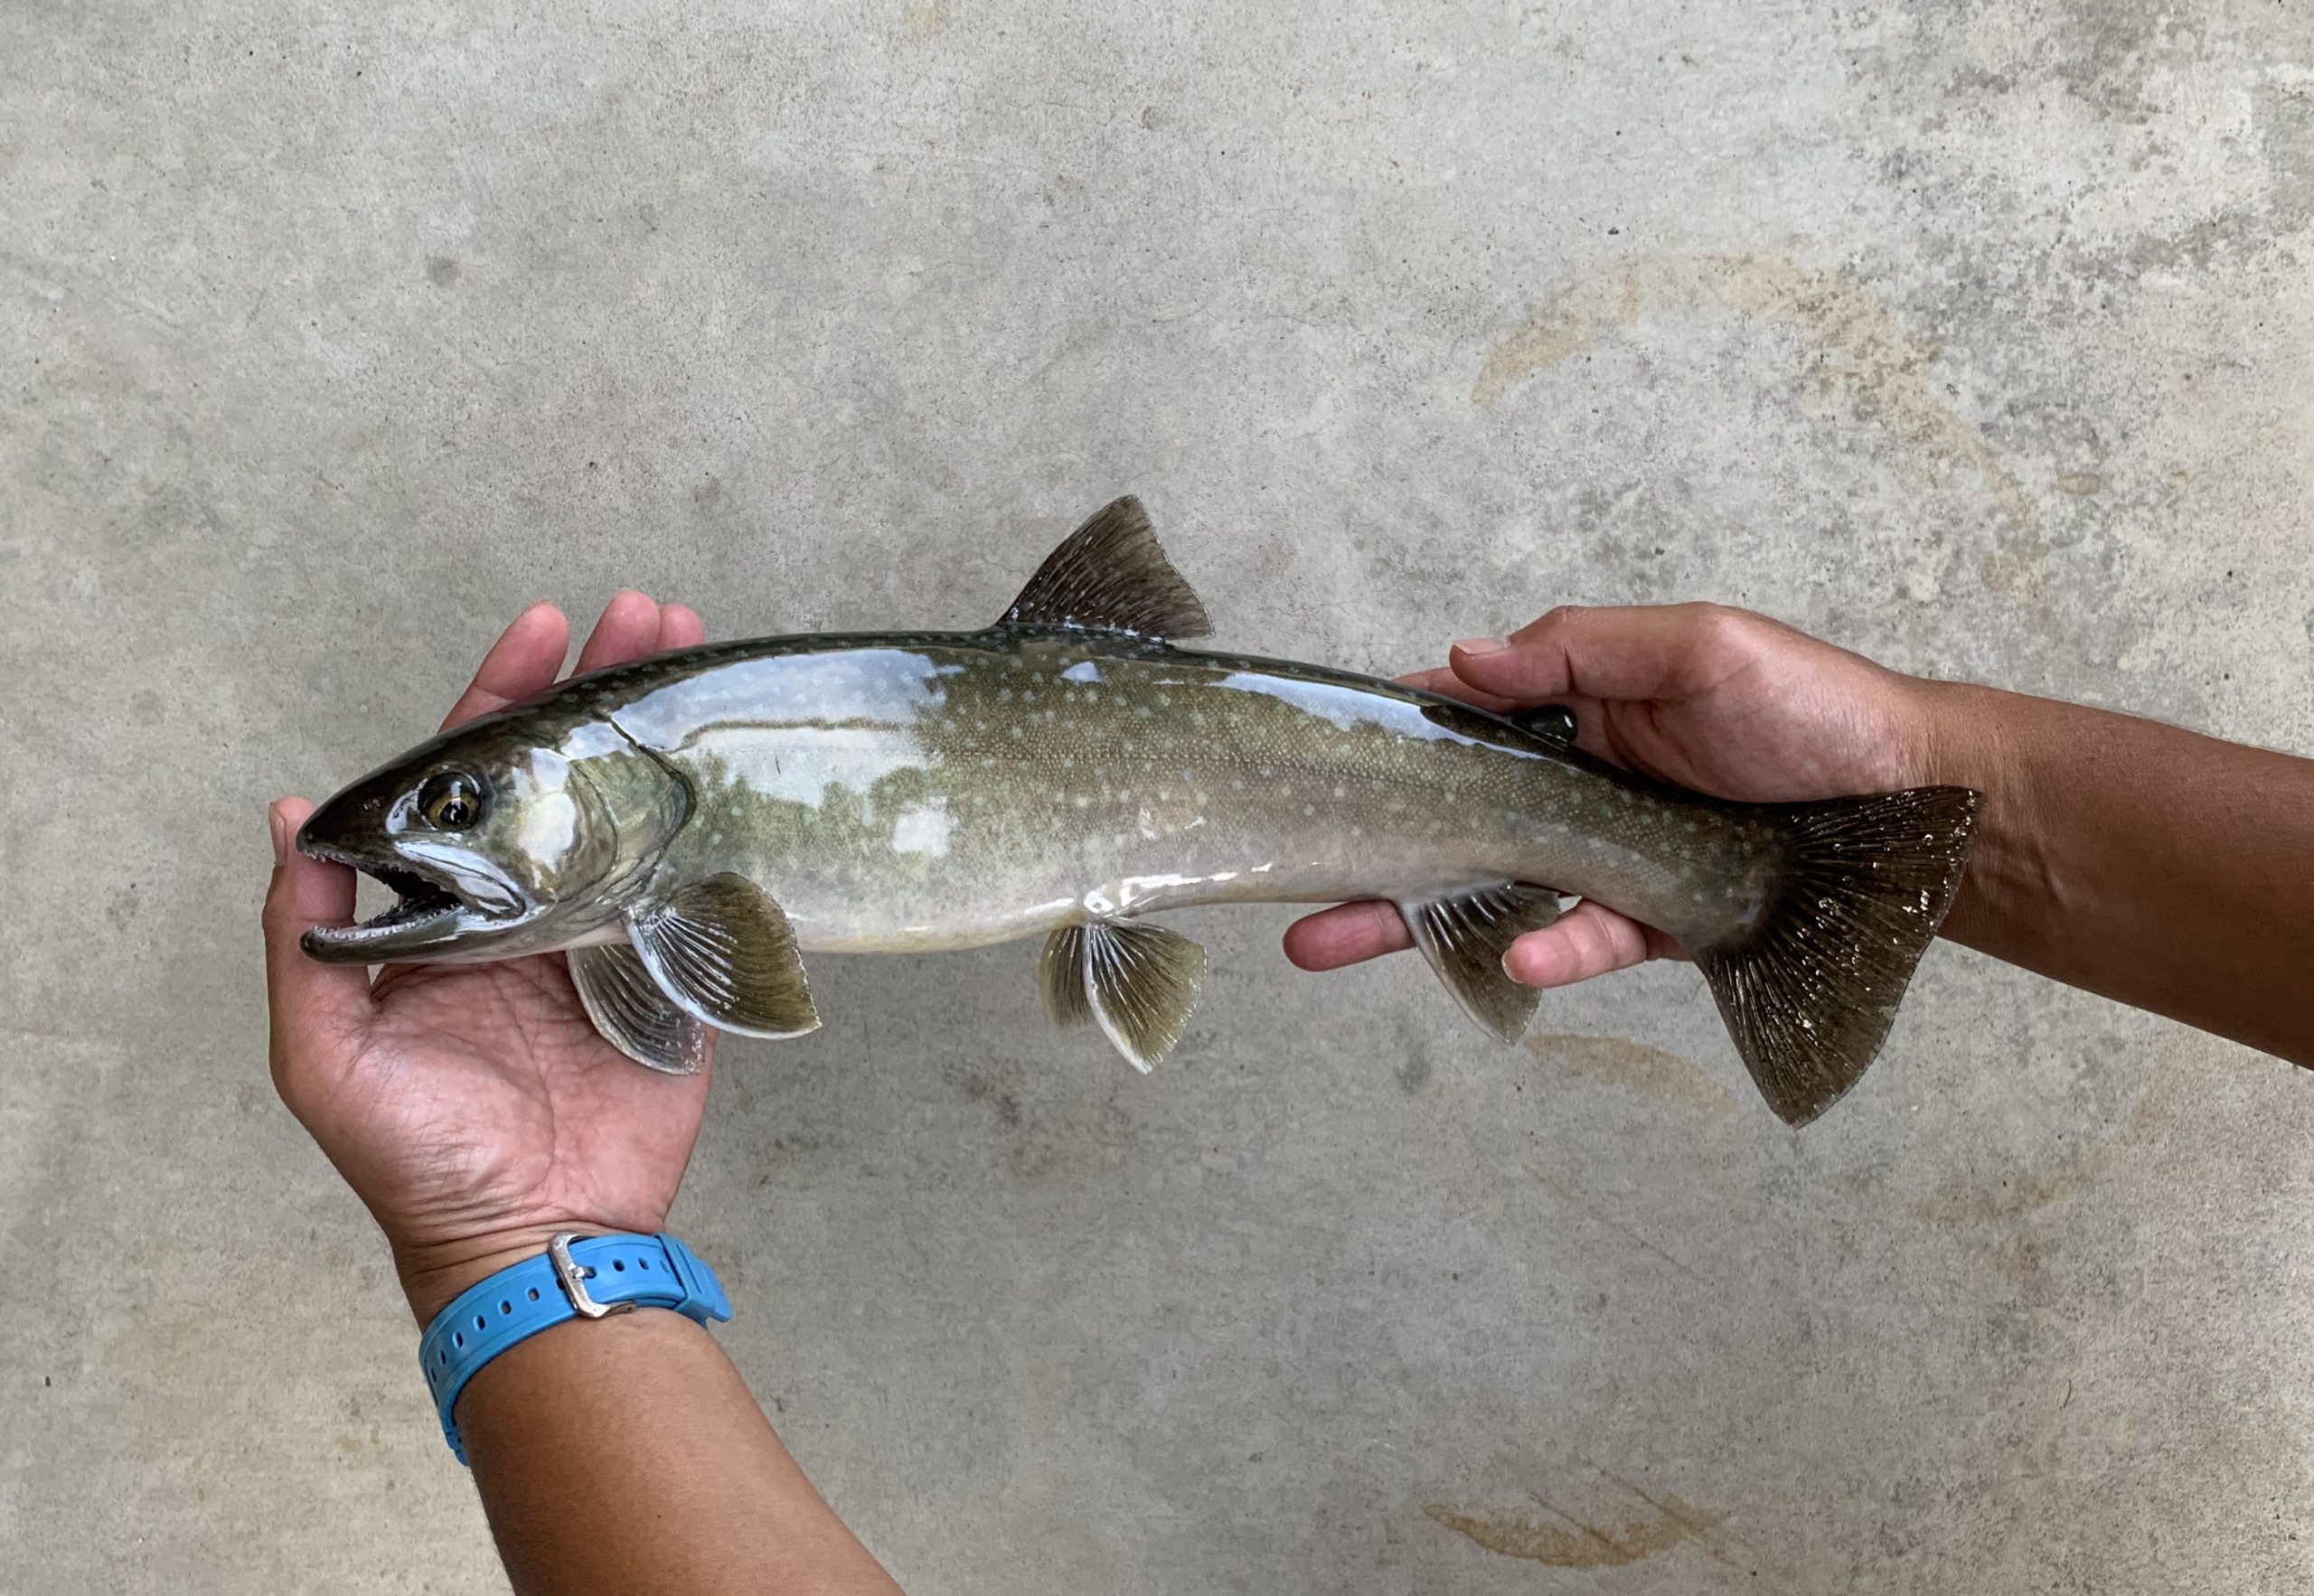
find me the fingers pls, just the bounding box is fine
[656,603,705,652]
[1283,899,1412,970]
[263,798,373,1085]
[440,603,571,731]
[574,590,665,675]
[1501,900,1661,988]
[1392,665,1527,714]
[1450,603,1754,705]
[446,594,702,732]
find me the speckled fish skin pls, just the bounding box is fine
[576,627,1782,955]
[298,497,1981,1124]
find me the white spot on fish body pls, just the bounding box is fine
[890,800,955,858]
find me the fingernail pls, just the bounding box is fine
[1500,942,1549,988]
[268,803,289,865]
[1453,636,1508,658]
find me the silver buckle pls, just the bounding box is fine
[549,1233,633,1319]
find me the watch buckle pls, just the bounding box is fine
[548,1233,634,1319]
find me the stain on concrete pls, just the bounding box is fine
[334,1424,390,1459]
[1424,1493,1728,1567]
[903,0,947,39]
[1526,1033,1733,1119]
[1910,1169,2084,1226]
[1473,252,2047,603]
[425,255,459,287]
[2055,471,2106,496]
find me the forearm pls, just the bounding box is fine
[1911,680,2314,1065]
[458,1310,905,1596]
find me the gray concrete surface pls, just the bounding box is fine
[6,2,2313,1591]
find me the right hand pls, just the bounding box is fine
[1283,603,1939,988]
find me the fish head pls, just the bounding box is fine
[296,713,688,964]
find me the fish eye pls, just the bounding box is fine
[418,772,485,831]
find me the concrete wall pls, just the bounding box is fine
[5,2,2311,1590]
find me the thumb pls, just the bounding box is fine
[262,798,372,1093]
[1452,603,1738,704]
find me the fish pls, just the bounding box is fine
[298,497,1981,1124]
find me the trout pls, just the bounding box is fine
[299,498,1980,1123]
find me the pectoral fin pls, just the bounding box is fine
[1040,919,1206,1071]
[628,873,821,1039]
[1401,883,1566,1043]
[569,943,711,1075]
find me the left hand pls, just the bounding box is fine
[1281,605,1934,990]
[263,595,713,1324]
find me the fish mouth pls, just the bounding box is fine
[296,840,515,961]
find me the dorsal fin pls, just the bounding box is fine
[999,496,1211,640]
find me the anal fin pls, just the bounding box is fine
[569,943,711,1075]
[1401,882,1566,1043]
[629,873,821,1039]
[1040,919,1206,1070]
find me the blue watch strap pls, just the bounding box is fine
[419,1232,731,1464]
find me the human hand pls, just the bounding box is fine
[1284,603,1935,988]
[264,595,711,1324]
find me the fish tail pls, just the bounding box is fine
[1698,785,1982,1125]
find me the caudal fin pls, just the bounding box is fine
[1698,786,1982,1126]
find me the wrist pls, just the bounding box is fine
[394,1225,616,1326]
[1894,676,2044,948]
[414,1232,733,1466]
